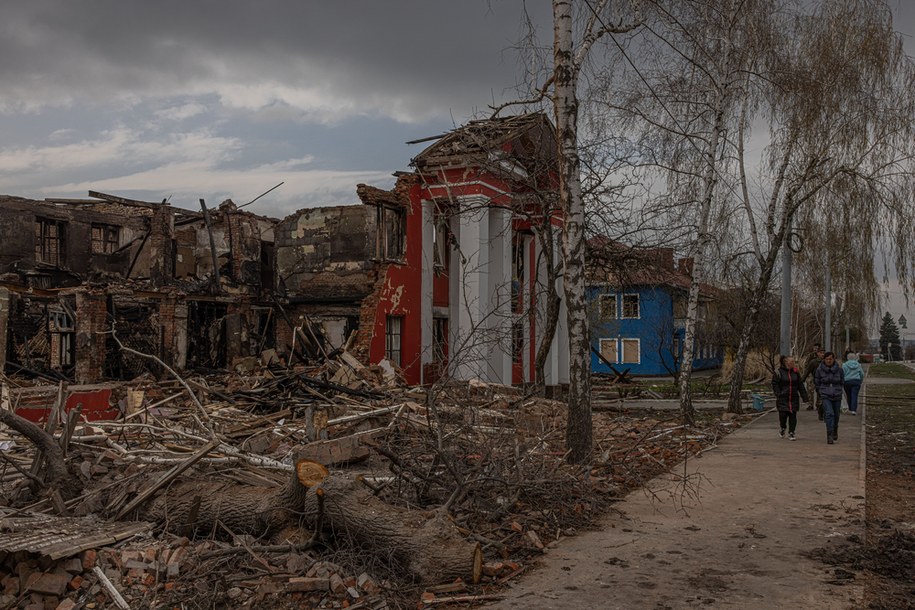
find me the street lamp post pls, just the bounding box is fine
[899,315,908,362]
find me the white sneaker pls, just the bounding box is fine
[779,428,785,438]
[788,432,796,441]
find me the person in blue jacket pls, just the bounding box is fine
[842,353,864,415]
[772,355,809,440]
[815,352,844,444]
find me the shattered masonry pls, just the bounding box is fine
[0,112,570,392]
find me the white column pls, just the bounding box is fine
[420,200,435,383]
[452,196,490,381]
[487,206,513,384]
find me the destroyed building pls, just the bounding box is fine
[1,113,570,391]
[275,112,570,386]
[0,191,276,390]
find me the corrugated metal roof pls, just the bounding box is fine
[0,509,152,560]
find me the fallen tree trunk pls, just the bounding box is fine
[147,459,481,585]
[147,459,328,536]
[302,476,483,585]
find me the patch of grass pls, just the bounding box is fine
[867,362,915,381]
[868,382,915,399]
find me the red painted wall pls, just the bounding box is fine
[366,159,560,386]
[368,181,425,384]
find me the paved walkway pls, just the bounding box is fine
[491,395,867,608]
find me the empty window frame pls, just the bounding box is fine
[621,294,640,319]
[599,338,618,364]
[386,315,403,366]
[91,223,120,254]
[48,309,75,368]
[432,212,451,272]
[622,338,640,364]
[512,319,525,364]
[376,205,406,260]
[35,218,66,266]
[511,233,527,314]
[600,294,617,321]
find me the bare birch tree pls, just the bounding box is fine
[724,0,915,411]
[551,0,641,463]
[586,0,777,424]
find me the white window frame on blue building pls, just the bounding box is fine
[599,338,618,363]
[621,338,640,364]
[621,293,640,319]
[599,294,617,320]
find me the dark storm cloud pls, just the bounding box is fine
[0,1,552,122]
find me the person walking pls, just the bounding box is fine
[801,345,825,420]
[842,352,864,415]
[772,355,809,440]
[815,351,844,444]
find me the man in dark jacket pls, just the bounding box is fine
[814,352,844,444]
[772,355,809,440]
[801,345,825,420]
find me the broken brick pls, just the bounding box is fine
[25,572,69,596]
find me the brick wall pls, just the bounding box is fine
[351,267,388,364]
[147,204,174,287]
[75,290,108,383]
[159,298,177,366]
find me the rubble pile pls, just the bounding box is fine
[0,355,754,608]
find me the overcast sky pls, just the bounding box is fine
[0,1,555,217]
[1,1,913,316]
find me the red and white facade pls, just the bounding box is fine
[360,114,570,386]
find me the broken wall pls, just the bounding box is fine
[174,202,275,293]
[275,205,377,300]
[0,197,148,287]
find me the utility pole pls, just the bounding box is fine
[780,220,792,356]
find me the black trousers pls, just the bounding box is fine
[778,410,797,433]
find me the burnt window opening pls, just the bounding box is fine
[49,309,75,370]
[187,301,228,371]
[385,315,403,366]
[35,218,66,266]
[105,300,162,380]
[433,317,448,364]
[91,223,120,254]
[376,205,405,261]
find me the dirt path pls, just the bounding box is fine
[489,406,865,609]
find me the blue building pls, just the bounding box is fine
[587,243,723,377]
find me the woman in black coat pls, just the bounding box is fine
[772,355,809,440]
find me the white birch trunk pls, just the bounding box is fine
[553,0,592,463]
[677,94,727,425]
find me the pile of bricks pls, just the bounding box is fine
[0,550,97,610]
